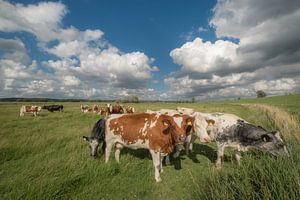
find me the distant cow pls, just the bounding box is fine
[125,106,135,114]
[106,104,124,115]
[92,104,99,113]
[215,119,289,168]
[42,105,63,112]
[80,105,89,112]
[97,107,108,116]
[20,105,42,117]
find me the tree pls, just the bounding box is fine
[256,90,267,98]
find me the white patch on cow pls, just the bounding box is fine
[149,114,160,128]
[173,116,183,128]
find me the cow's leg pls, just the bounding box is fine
[105,140,114,163]
[160,155,164,173]
[188,134,197,153]
[216,143,225,169]
[33,112,37,117]
[165,155,171,165]
[150,150,162,182]
[173,145,180,158]
[235,151,242,165]
[115,143,123,163]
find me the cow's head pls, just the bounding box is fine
[161,115,186,144]
[193,113,211,143]
[238,121,289,157]
[83,136,100,157]
[255,131,289,157]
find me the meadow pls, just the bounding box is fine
[0,94,299,200]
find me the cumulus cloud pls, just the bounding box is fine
[0,38,29,64]
[166,0,300,100]
[0,0,158,99]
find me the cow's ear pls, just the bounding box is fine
[206,119,215,126]
[162,119,171,134]
[83,136,89,142]
[186,118,193,126]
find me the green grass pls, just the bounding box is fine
[0,95,299,200]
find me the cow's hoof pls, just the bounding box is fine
[155,177,162,183]
[215,163,222,169]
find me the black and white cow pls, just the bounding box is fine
[42,105,63,112]
[83,118,106,157]
[176,107,289,168]
[215,119,289,168]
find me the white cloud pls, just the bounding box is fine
[166,0,300,100]
[0,0,67,43]
[62,76,81,86]
[0,0,159,99]
[170,38,238,73]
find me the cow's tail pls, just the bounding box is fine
[91,118,106,152]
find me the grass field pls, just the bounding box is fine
[1,94,299,199]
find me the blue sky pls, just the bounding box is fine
[0,0,299,100]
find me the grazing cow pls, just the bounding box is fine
[98,107,108,116]
[125,106,135,114]
[215,119,289,168]
[83,118,106,157]
[106,104,124,115]
[80,105,89,112]
[92,104,99,113]
[20,105,42,117]
[42,105,63,112]
[105,113,194,182]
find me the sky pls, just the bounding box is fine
[0,0,299,100]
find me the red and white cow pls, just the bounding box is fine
[20,105,42,117]
[125,106,135,114]
[106,104,124,115]
[105,113,194,182]
[80,105,89,112]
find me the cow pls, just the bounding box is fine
[215,119,289,168]
[106,104,124,115]
[97,107,108,116]
[42,105,63,112]
[176,108,289,168]
[20,105,42,117]
[83,118,106,157]
[92,104,99,113]
[105,113,195,182]
[146,109,211,164]
[80,105,89,112]
[125,106,135,114]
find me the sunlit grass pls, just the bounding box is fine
[0,94,299,199]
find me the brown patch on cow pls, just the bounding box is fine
[25,106,38,112]
[108,113,186,153]
[206,119,215,126]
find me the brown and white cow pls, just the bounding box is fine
[125,106,135,114]
[80,105,89,112]
[92,104,99,113]
[20,105,42,117]
[105,113,194,182]
[106,104,124,115]
[97,107,108,116]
